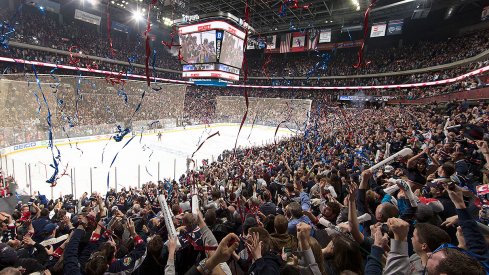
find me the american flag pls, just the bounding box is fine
[308,31,318,50]
[280,33,291,53]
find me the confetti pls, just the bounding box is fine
[32,65,60,185]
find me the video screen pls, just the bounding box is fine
[219,31,244,68]
[179,30,217,64]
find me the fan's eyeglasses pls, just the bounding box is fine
[422,243,488,275]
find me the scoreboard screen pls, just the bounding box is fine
[178,20,246,83]
[179,30,217,63]
[220,31,244,68]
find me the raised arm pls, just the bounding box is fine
[444,183,489,263]
[407,147,428,169]
[348,183,365,244]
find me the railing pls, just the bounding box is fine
[0,155,182,200]
[388,87,489,104]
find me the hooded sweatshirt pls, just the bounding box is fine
[270,233,298,253]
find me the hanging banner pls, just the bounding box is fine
[319,29,331,43]
[370,22,386,38]
[387,20,403,35]
[247,37,257,49]
[266,35,277,49]
[74,9,101,26]
[290,32,305,52]
[112,21,129,33]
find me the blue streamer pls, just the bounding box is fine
[75,142,84,155]
[279,3,287,16]
[32,65,60,185]
[72,72,84,125]
[126,33,142,77]
[101,138,112,163]
[306,51,331,80]
[0,4,22,49]
[117,89,128,104]
[145,166,153,177]
[107,135,135,188]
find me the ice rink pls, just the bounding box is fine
[1,123,294,199]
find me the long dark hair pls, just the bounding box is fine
[85,242,116,275]
[331,237,364,275]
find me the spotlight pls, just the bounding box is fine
[132,10,144,22]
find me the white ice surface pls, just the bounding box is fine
[1,123,294,199]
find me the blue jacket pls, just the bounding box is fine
[32,216,50,242]
[63,228,84,275]
[288,216,315,236]
[456,208,489,269]
[248,253,281,275]
[106,235,147,274]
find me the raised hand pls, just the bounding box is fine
[387,218,410,242]
[210,233,240,265]
[441,215,459,227]
[245,232,263,261]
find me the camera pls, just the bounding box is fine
[380,223,390,235]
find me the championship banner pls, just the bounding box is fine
[482,6,489,21]
[370,23,386,38]
[387,20,403,35]
[319,29,331,43]
[290,32,306,52]
[74,9,101,26]
[266,35,277,49]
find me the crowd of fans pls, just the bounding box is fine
[0,3,488,96]
[1,5,489,274]
[0,101,488,275]
[246,29,489,77]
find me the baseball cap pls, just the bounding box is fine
[384,165,394,173]
[42,223,57,234]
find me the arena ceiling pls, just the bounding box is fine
[100,0,487,34]
[182,0,485,34]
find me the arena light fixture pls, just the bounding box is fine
[132,10,144,21]
[352,0,360,11]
